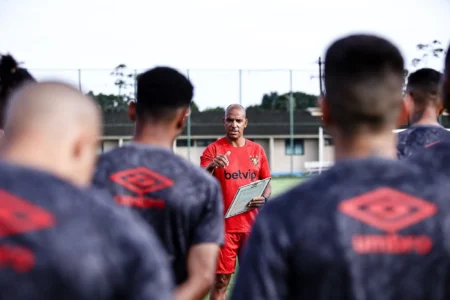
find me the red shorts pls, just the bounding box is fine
[216,232,250,274]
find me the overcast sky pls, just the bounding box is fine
[1,0,449,110]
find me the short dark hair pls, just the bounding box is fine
[406,68,442,109]
[136,67,193,120]
[324,34,404,134]
[0,54,35,127]
[443,44,450,112]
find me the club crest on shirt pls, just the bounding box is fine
[250,155,259,166]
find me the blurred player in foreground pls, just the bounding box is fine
[397,68,449,159]
[93,67,224,300]
[0,54,35,135]
[232,34,450,300]
[201,104,271,300]
[0,81,173,299]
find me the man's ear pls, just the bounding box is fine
[403,93,414,115]
[443,74,450,113]
[437,100,445,116]
[175,107,190,130]
[128,101,137,122]
[319,96,332,126]
[397,97,409,126]
[72,132,87,162]
[244,118,248,128]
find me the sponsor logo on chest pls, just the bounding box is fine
[224,169,257,181]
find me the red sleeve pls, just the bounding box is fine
[259,147,271,179]
[200,144,216,168]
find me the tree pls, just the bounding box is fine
[258,91,318,111]
[403,40,446,91]
[203,106,225,112]
[411,40,446,68]
[110,64,136,104]
[87,91,128,112]
[260,92,279,110]
[190,101,200,113]
[89,64,136,112]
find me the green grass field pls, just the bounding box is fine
[205,176,305,299]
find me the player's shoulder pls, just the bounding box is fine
[440,127,450,139]
[245,139,263,149]
[265,158,418,216]
[396,128,409,142]
[397,126,423,143]
[100,144,218,190]
[0,162,92,203]
[170,152,220,191]
[245,139,267,159]
[203,137,225,152]
[259,158,421,241]
[403,124,448,137]
[260,169,334,226]
[407,141,450,173]
[97,145,131,163]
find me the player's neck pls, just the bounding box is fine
[225,136,246,147]
[333,130,397,161]
[133,123,175,150]
[411,107,441,126]
[1,139,75,184]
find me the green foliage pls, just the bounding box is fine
[203,106,225,112]
[87,91,128,111]
[411,40,446,68]
[259,91,318,111]
[190,101,200,113]
[89,64,136,112]
[90,63,320,113]
[403,40,446,92]
[110,64,136,103]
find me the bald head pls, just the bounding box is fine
[2,81,101,187]
[5,81,100,138]
[223,103,248,141]
[225,104,246,118]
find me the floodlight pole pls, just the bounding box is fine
[239,69,242,105]
[318,57,324,96]
[289,70,294,176]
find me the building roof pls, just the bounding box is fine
[102,110,326,136]
[103,109,447,137]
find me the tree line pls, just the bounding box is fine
[89,40,447,112]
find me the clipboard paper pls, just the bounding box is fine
[224,177,271,219]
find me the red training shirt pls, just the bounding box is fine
[200,138,271,233]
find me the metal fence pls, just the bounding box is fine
[29,67,324,176]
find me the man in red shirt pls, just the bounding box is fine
[200,104,272,300]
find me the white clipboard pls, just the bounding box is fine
[224,177,271,219]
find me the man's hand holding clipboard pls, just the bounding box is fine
[224,177,272,219]
[247,195,266,208]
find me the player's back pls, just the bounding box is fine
[397,124,450,159]
[93,143,224,285]
[0,162,173,300]
[232,157,450,300]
